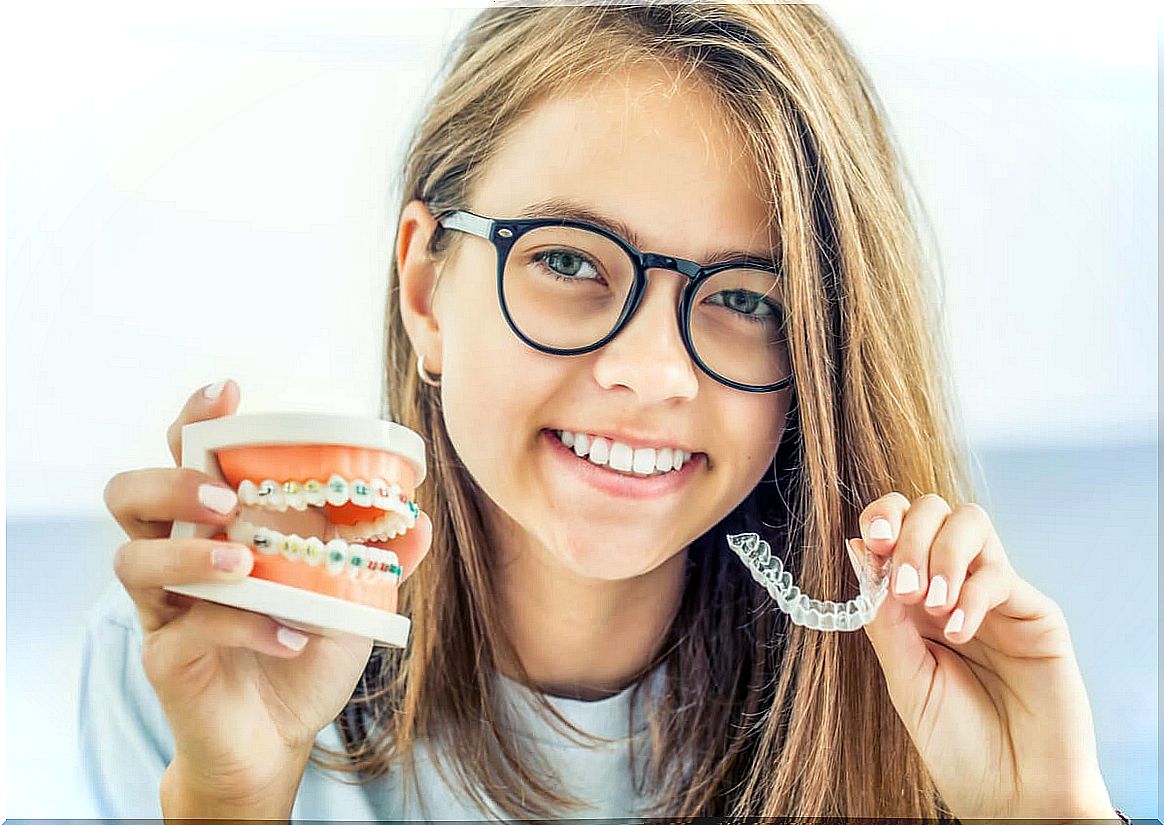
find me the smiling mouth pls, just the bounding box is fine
[546,428,698,477]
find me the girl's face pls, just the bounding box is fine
[401,66,789,582]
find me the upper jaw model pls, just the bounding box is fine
[168,413,429,648]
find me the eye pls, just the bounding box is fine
[533,248,603,283]
[707,289,783,323]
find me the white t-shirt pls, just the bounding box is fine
[77,580,668,820]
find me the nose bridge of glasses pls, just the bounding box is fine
[640,252,701,282]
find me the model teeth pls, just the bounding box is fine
[555,430,692,476]
[235,474,419,528]
[226,519,403,583]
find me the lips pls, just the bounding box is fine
[542,428,700,499]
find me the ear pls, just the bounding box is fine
[396,199,444,372]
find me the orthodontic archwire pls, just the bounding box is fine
[726,531,891,631]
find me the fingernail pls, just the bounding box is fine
[203,380,228,400]
[211,545,251,572]
[925,575,948,608]
[276,625,309,651]
[945,608,965,635]
[894,563,919,594]
[868,518,894,540]
[198,483,238,514]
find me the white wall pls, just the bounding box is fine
[5,3,1158,517]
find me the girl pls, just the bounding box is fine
[86,4,1121,820]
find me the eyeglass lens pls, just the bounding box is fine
[500,224,790,388]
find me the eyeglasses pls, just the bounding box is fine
[432,208,794,393]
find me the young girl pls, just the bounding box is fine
[84,4,1122,821]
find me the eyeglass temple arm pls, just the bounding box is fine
[439,210,494,240]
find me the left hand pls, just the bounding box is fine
[849,492,1115,820]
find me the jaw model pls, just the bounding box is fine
[168,413,428,648]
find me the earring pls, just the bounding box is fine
[417,354,442,387]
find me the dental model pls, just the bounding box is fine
[726,531,891,631]
[168,413,427,648]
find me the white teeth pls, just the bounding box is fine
[325,539,348,575]
[349,479,373,508]
[372,478,394,510]
[378,548,401,583]
[632,447,657,475]
[607,442,633,472]
[226,519,403,584]
[227,519,256,545]
[303,479,326,507]
[303,536,325,566]
[346,544,367,579]
[238,480,259,506]
[556,430,692,475]
[335,510,409,542]
[282,481,307,511]
[252,526,278,555]
[325,474,349,506]
[279,533,304,562]
[257,479,286,511]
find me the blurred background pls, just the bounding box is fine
[4,1,1158,818]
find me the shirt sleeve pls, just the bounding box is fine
[76,579,176,818]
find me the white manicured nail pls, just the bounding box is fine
[945,608,965,635]
[198,484,237,514]
[276,625,309,651]
[868,518,893,540]
[925,575,948,608]
[203,380,227,400]
[894,563,919,594]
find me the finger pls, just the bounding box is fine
[384,509,433,581]
[857,491,912,557]
[114,537,254,633]
[921,503,993,616]
[104,467,240,540]
[941,562,1012,644]
[848,537,935,721]
[882,494,952,607]
[166,380,240,466]
[143,599,311,693]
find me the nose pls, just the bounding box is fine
[591,266,700,402]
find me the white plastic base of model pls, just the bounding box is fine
[165,575,410,648]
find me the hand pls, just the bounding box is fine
[103,381,433,815]
[849,492,1115,820]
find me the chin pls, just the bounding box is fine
[548,531,674,581]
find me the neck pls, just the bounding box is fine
[488,511,687,701]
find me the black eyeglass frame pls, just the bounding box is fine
[433,208,795,393]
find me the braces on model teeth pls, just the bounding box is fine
[226,519,403,583]
[167,413,429,648]
[726,531,891,631]
[238,475,420,540]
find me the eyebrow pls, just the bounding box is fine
[515,197,780,269]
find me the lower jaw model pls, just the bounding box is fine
[168,414,428,648]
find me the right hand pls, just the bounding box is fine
[103,380,433,813]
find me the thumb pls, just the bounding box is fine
[167,380,241,466]
[847,537,934,726]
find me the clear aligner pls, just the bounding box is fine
[726,532,890,632]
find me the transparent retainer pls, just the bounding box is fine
[726,532,891,631]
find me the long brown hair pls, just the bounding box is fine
[312,4,973,819]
